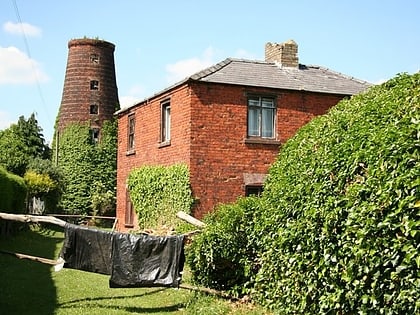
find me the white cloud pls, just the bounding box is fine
[0,111,14,130]
[165,47,217,84]
[119,84,147,109]
[0,46,49,84]
[119,95,142,109]
[3,21,42,37]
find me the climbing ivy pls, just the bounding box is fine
[127,164,194,230]
[54,119,117,215]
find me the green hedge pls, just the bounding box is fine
[189,72,419,314]
[187,197,262,294]
[127,163,193,230]
[0,166,27,213]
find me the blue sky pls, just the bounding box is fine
[0,0,419,143]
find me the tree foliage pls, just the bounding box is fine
[189,72,420,314]
[24,158,63,213]
[0,113,50,176]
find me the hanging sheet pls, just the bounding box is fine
[59,224,185,288]
[109,233,185,288]
[59,223,113,275]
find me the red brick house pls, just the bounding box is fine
[115,40,370,231]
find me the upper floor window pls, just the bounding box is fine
[90,53,99,64]
[90,80,99,90]
[247,96,275,138]
[128,114,135,151]
[161,101,171,144]
[90,104,99,115]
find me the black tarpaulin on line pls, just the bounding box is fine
[59,223,185,288]
[109,233,184,288]
[60,223,113,275]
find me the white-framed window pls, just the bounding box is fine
[247,96,275,138]
[161,101,171,143]
[128,114,135,151]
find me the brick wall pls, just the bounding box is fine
[116,85,192,231]
[58,39,118,132]
[188,82,343,218]
[116,80,345,231]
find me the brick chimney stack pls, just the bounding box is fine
[265,40,299,68]
[57,38,119,135]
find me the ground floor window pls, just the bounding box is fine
[245,185,263,197]
[125,190,134,227]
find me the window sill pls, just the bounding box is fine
[126,149,136,156]
[244,138,281,145]
[124,223,134,228]
[158,140,171,148]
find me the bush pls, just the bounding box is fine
[187,197,262,295]
[0,166,27,213]
[189,72,419,314]
[254,72,420,313]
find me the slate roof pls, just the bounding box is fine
[117,58,371,114]
[191,58,371,95]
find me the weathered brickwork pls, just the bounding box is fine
[57,38,118,133]
[116,80,344,231]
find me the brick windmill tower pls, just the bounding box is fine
[56,38,119,144]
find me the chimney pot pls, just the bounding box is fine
[265,40,299,68]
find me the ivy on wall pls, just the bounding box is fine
[127,163,194,230]
[53,119,117,215]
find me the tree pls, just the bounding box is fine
[0,113,50,176]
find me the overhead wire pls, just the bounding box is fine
[11,0,52,129]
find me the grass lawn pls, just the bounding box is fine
[0,225,270,315]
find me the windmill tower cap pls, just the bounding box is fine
[68,38,115,50]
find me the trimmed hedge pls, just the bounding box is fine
[189,72,420,314]
[0,166,27,213]
[187,197,262,293]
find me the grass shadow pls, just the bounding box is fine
[0,224,62,314]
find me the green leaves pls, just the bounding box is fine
[189,72,420,314]
[55,120,117,215]
[252,72,420,313]
[127,163,193,230]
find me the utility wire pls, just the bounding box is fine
[11,0,52,128]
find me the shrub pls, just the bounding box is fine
[254,72,419,313]
[189,72,419,314]
[0,166,27,213]
[187,197,262,295]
